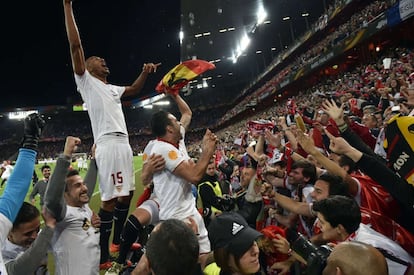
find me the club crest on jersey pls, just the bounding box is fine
[82,218,91,231]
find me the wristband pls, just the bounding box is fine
[287,248,293,257]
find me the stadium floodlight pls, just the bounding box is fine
[8,110,38,120]
[143,105,153,109]
[282,16,290,21]
[179,30,184,44]
[153,101,170,106]
[257,7,267,25]
[240,34,251,52]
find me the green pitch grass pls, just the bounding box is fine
[1,155,144,274]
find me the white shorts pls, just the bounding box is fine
[184,211,211,254]
[95,134,135,201]
[139,198,160,225]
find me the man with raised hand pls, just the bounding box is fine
[147,109,217,270]
[62,0,161,267]
[106,93,197,274]
[44,137,100,275]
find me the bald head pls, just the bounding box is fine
[323,241,388,275]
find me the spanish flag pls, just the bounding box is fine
[155,59,215,95]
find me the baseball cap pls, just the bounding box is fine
[208,212,262,258]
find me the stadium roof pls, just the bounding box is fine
[1,0,331,109]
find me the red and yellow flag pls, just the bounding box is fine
[155,59,215,95]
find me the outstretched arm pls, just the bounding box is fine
[296,130,359,195]
[0,149,36,222]
[5,208,56,275]
[123,63,161,98]
[279,116,298,151]
[330,136,414,212]
[322,99,378,158]
[170,94,192,130]
[84,144,98,197]
[174,129,217,184]
[0,113,43,222]
[270,191,313,217]
[63,0,85,75]
[44,136,81,222]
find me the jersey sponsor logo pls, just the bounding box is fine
[168,150,178,160]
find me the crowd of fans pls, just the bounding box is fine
[218,0,396,124]
[0,0,413,274]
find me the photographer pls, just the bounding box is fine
[198,160,235,227]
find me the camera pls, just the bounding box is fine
[286,229,333,275]
[218,195,236,211]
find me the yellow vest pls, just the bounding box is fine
[203,262,221,275]
[198,180,223,215]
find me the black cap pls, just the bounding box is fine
[208,212,262,258]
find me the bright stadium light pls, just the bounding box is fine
[179,30,184,44]
[8,110,38,120]
[257,6,267,25]
[153,101,170,106]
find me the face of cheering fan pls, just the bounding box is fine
[167,113,183,142]
[86,56,110,79]
[310,179,330,202]
[229,242,261,274]
[9,217,41,248]
[65,174,89,207]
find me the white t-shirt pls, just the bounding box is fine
[150,126,196,221]
[2,239,25,264]
[51,204,100,275]
[285,181,314,204]
[74,71,127,142]
[351,223,414,274]
[77,157,84,170]
[1,165,13,180]
[0,213,12,275]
